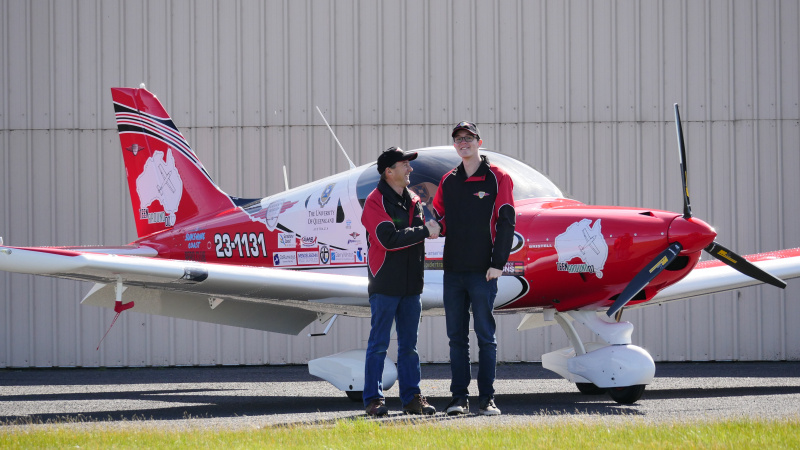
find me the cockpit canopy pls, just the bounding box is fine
[356,147,563,221]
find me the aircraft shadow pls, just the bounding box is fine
[2,362,799,426]
[3,383,800,426]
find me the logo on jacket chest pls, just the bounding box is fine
[473,191,491,199]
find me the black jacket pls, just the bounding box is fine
[432,156,516,272]
[361,179,430,296]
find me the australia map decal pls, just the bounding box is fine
[554,218,608,278]
[136,148,183,228]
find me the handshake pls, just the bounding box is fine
[425,219,441,239]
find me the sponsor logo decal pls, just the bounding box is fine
[265,201,281,230]
[554,218,608,278]
[273,251,297,266]
[502,261,524,276]
[125,143,145,156]
[319,245,330,264]
[185,231,206,249]
[424,240,444,259]
[301,236,318,248]
[331,249,355,263]
[424,259,444,270]
[253,200,297,231]
[278,232,297,248]
[297,251,320,265]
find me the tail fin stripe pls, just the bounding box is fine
[113,109,197,162]
[116,113,187,149]
[116,116,196,163]
[113,103,185,144]
[113,102,214,182]
[113,102,179,131]
[112,102,198,163]
[113,101,173,122]
[117,126,216,185]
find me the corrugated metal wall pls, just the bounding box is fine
[1,0,798,367]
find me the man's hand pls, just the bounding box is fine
[486,267,502,281]
[425,219,441,239]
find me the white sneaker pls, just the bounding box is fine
[445,397,469,416]
[478,398,501,416]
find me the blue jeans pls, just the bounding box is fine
[443,271,498,401]
[363,293,423,407]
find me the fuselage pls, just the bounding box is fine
[134,147,716,313]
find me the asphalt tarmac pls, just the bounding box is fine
[1,362,799,430]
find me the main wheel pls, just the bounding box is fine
[607,385,646,404]
[345,391,363,402]
[576,382,607,395]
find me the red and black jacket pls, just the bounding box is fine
[432,155,516,273]
[361,179,430,296]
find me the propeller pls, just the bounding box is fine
[705,241,786,289]
[674,104,692,219]
[607,243,683,318]
[607,104,786,319]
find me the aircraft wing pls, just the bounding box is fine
[0,245,373,335]
[641,248,800,306]
[517,248,800,331]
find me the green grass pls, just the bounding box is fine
[2,418,799,449]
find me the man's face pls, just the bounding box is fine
[453,130,481,160]
[387,160,413,187]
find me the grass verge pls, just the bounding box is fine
[1,417,799,449]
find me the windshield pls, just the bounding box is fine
[356,148,563,220]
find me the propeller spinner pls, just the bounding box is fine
[607,104,786,318]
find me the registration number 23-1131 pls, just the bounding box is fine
[214,232,267,258]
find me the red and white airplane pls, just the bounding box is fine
[1,87,798,404]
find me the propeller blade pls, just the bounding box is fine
[607,242,684,317]
[674,104,692,219]
[704,242,787,289]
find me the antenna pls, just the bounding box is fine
[282,165,290,191]
[316,106,356,170]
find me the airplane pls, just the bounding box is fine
[1,86,799,405]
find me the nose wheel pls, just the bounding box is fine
[541,310,655,404]
[575,382,606,395]
[607,384,646,404]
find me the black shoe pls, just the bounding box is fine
[365,398,389,417]
[445,397,469,416]
[478,397,501,416]
[403,394,436,415]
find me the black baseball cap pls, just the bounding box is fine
[377,146,418,174]
[451,121,480,139]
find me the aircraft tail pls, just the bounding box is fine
[111,87,235,239]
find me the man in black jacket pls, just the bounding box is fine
[360,147,440,417]
[432,122,516,416]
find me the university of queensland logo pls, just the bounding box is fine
[318,183,335,208]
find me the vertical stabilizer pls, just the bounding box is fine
[111,87,234,238]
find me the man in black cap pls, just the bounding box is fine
[360,146,441,417]
[432,122,516,416]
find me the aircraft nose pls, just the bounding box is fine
[668,216,717,253]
